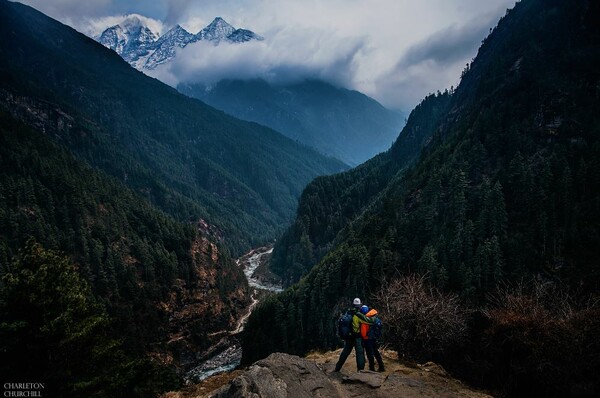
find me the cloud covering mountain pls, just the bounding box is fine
[149,25,365,90]
[18,0,516,110]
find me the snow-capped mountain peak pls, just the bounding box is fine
[96,16,262,70]
[154,24,193,47]
[120,15,143,31]
[198,17,236,42]
[144,24,195,70]
[96,15,158,67]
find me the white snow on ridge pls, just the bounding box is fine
[95,16,262,71]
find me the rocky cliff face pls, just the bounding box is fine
[152,232,250,370]
[164,350,492,398]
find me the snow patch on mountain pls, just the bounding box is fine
[197,17,236,42]
[96,15,158,67]
[95,16,262,71]
[145,24,196,69]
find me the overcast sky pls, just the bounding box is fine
[19,0,517,111]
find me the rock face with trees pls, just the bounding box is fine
[242,0,600,396]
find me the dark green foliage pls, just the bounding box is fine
[0,2,345,388]
[0,112,246,392]
[242,243,377,364]
[0,0,346,256]
[179,79,405,165]
[270,91,452,286]
[243,2,600,393]
[0,240,180,397]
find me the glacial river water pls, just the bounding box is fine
[185,247,282,383]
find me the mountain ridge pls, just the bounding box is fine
[180,78,405,165]
[94,14,404,165]
[0,106,250,396]
[96,16,263,70]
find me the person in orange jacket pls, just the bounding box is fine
[359,305,385,372]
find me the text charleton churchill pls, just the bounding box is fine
[3,383,45,397]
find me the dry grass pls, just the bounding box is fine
[160,370,244,398]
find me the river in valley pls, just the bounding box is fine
[184,246,282,383]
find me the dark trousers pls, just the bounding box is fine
[363,339,384,371]
[334,337,365,371]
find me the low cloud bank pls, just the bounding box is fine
[148,6,509,111]
[149,26,366,91]
[20,0,515,111]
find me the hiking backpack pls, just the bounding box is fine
[337,310,354,339]
[367,317,383,340]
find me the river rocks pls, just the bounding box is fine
[237,246,283,292]
[186,340,243,383]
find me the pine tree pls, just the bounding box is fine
[0,241,132,396]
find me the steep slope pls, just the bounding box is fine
[0,0,346,256]
[0,110,249,395]
[269,91,451,285]
[242,0,600,395]
[145,24,195,69]
[179,79,405,165]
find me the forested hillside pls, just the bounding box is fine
[0,0,346,256]
[269,91,452,285]
[243,0,600,395]
[0,1,342,396]
[180,79,404,165]
[0,112,248,396]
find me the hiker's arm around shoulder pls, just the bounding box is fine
[355,312,373,324]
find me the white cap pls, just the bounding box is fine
[353,298,361,306]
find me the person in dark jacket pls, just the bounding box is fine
[334,298,372,372]
[360,307,385,372]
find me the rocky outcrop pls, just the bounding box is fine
[152,232,250,370]
[210,353,340,398]
[203,351,493,398]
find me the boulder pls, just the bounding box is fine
[210,353,341,398]
[343,371,386,388]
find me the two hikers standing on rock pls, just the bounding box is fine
[334,297,385,372]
